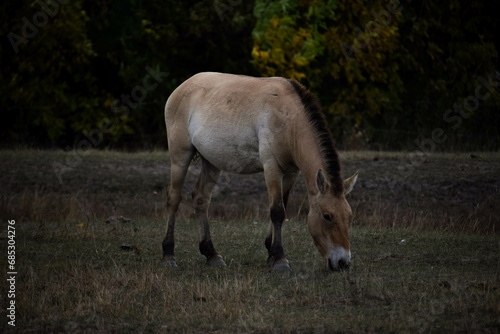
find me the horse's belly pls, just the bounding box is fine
[191,129,263,174]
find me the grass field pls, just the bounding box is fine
[0,150,499,333]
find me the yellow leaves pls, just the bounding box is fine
[251,45,259,59]
[290,71,306,81]
[252,46,270,61]
[269,16,281,29]
[293,55,308,67]
[252,14,318,80]
[273,48,285,60]
[292,27,311,46]
[260,50,270,61]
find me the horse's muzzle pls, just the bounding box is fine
[327,247,351,271]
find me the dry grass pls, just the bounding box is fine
[0,149,499,332]
[1,149,498,234]
[1,218,498,333]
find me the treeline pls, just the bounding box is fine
[1,0,499,150]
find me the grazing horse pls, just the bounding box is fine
[162,72,358,271]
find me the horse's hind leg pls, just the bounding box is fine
[162,147,195,267]
[192,157,225,266]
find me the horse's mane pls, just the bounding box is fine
[288,79,343,195]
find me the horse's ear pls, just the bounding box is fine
[343,171,359,195]
[316,169,330,194]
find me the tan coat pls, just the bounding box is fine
[162,72,358,271]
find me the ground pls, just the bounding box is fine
[1,150,498,233]
[0,150,498,333]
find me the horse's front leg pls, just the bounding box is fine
[192,157,226,266]
[263,166,291,271]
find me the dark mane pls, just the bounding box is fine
[288,79,343,195]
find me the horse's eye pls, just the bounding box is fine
[323,213,332,222]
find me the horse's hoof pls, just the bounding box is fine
[161,258,178,267]
[208,255,226,267]
[273,260,291,271]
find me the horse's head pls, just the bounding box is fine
[307,170,358,271]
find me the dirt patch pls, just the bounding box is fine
[0,150,498,234]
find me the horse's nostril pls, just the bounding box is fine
[328,258,350,271]
[327,258,334,271]
[338,259,350,270]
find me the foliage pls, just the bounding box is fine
[252,0,499,149]
[395,0,500,150]
[0,0,498,149]
[1,1,99,145]
[1,0,256,148]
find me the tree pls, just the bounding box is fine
[1,0,100,146]
[1,0,498,149]
[252,0,499,149]
[1,0,257,148]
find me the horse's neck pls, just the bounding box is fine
[292,123,325,196]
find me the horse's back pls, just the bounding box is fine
[165,73,300,174]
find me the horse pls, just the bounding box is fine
[162,72,358,271]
